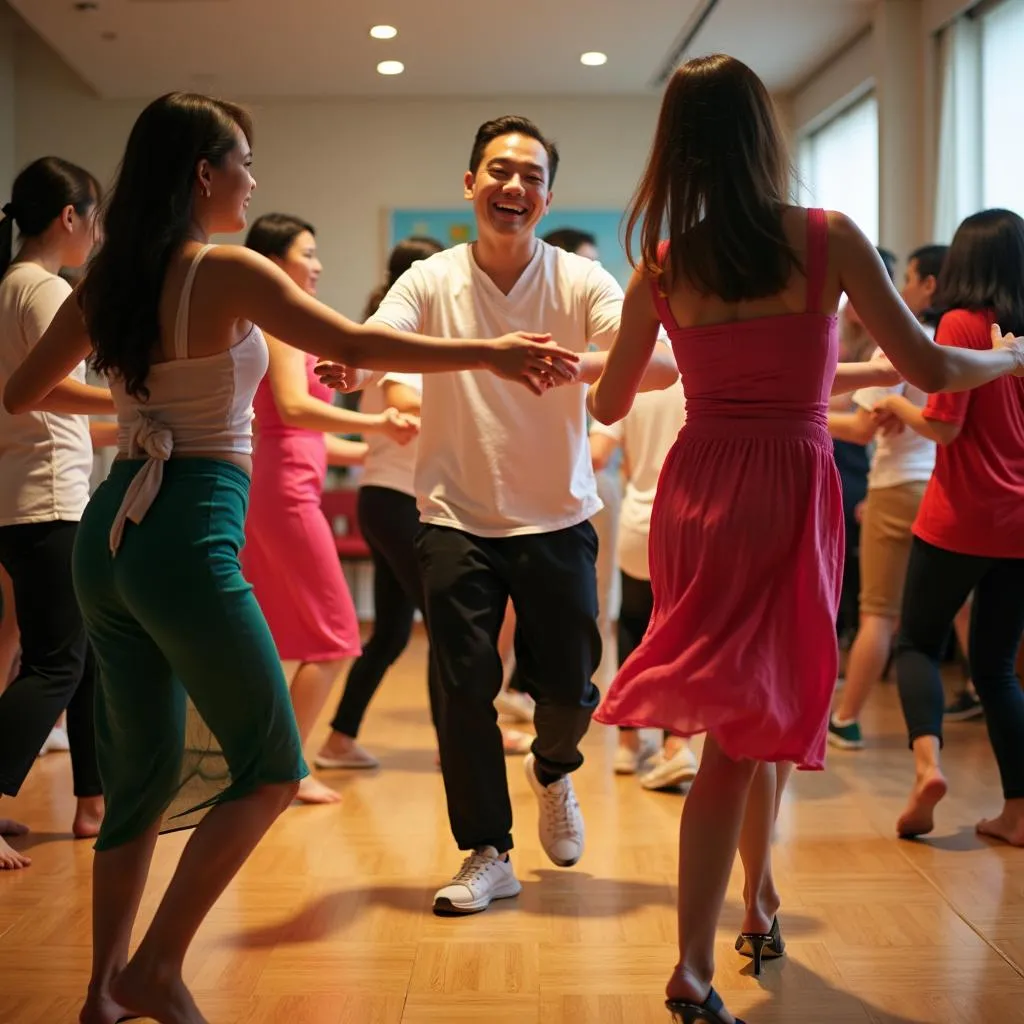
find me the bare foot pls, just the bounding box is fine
[112,963,207,1024]
[897,768,948,838]
[73,797,105,839]
[295,776,342,805]
[79,986,135,1024]
[976,808,1024,847]
[0,832,31,870]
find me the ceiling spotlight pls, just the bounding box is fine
[377,60,405,76]
[370,25,398,39]
[580,51,608,66]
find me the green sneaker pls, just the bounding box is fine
[827,716,863,750]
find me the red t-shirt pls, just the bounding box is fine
[914,308,1024,558]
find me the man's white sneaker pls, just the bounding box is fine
[524,753,584,867]
[432,847,522,915]
[639,746,699,791]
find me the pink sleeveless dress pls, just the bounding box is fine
[242,353,362,662]
[594,209,844,769]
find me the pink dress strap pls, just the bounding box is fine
[805,208,829,314]
[649,240,680,331]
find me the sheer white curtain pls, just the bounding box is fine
[798,95,879,244]
[932,16,982,242]
[981,0,1024,215]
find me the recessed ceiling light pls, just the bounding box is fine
[370,25,398,40]
[377,60,405,76]
[580,51,608,66]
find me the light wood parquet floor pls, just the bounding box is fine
[2,632,1023,1023]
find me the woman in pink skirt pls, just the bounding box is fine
[587,55,1024,1024]
[243,213,418,804]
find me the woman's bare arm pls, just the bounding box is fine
[831,213,1022,392]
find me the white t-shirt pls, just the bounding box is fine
[590,379,686,580]
[359,371,422,498]
[368,241,624,537]
[0,263,93,525]
[853,342,936,491]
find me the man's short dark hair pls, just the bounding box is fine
[543,228,597,254]
[908,244,949,283]
[468,115,560,187]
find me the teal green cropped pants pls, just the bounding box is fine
[73,458,307,851]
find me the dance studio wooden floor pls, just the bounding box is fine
[2,632,1024,1023]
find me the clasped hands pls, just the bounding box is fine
[314,332,581,398]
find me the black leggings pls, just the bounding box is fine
[895,537,1024,800]
[330,486,440,738]
[0,520,101,798]
[617,570,670,741]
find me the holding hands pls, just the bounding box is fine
[379,407,420,446]
[315,332,580,398]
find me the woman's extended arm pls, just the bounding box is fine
[265,334,418,445]
[587,267,666,424]
[224,248,579,393]
[3,292,95,414]
[832,213,1024,392]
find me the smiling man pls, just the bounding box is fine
[319,114,678,915]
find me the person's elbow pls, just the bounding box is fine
[929,418,962,446]
[644,347,680,391]
[586,387,628,426]
[2,379,32,415]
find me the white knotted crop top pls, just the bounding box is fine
[107,244,269,552]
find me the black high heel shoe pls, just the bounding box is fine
[735,915,785,976]
[666,986,745,1023]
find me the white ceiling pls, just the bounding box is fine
[7,0,874,99]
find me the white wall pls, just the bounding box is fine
[0,4,17,202]
[13,28,660,319]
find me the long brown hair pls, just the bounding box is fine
[624,54,800,302]
[81,93,252,399]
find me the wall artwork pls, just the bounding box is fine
[388,207,636,290]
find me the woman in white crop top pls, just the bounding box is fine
[2,92,580,1024]
[0,156,114,872]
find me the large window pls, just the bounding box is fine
[981,0,1024,215]
[798,94,879,244]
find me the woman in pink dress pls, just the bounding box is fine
[243,213,418,804]
[587,55,1024,1024]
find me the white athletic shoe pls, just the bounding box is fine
[524,753,584,867]
[639,746,699,791]
[38,726,70,757]
[432,846,522,915]
[613,734,658,775]
[495,689,535,724]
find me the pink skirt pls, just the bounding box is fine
[595,424,844,770]
[243,431,361,663]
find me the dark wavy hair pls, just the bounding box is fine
[245,212,315,260]
[625,53,800,302]
[1,157,100,277]
[80,92,253,399]
[934,209,1024,336]
[363,236,443,320]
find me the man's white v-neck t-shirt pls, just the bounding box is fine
[367,240,623,538]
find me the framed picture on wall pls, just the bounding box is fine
[388,208,636,290]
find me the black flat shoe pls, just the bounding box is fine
[735,914,785,976]
[666,986,745,1023]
